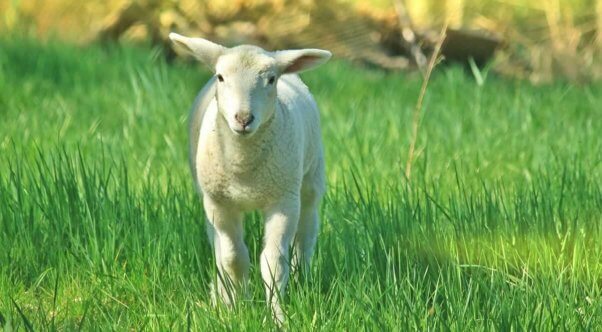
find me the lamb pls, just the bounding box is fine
[168,32,331,323]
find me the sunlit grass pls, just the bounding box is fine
[0,36,601,330]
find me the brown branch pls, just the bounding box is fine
[405,23,448,180]
[392,0,427,70]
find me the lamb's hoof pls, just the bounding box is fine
[210,281,249,308]
[271,302,286,327]
[209,281,218,307]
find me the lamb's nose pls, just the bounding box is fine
[235,113,255,127]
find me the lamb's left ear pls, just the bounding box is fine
[274,49,332,74]
[169,32,225,69]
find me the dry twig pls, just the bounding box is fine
[405,23,448,180]
[392,0,427,70]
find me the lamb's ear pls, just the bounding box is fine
[169,32,225,69]
[274,49,332,74]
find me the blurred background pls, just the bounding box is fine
[2,0,601,83]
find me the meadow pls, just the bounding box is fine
[0,37,601,330]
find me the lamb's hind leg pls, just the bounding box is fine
[204,196,250,306]
[292,182,322,277]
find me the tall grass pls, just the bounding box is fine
[0,36,601,329]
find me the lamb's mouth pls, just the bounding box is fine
[232,128,253,136]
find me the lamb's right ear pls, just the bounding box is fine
[274,49,332,74]
[169,32,225,69]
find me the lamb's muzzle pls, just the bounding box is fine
[234,113,255,128]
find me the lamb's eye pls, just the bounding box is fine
[268,76,275,85]
[217,74,224,82]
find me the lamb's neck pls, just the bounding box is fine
[215,112,278,172]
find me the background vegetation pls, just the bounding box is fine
[2,0,602,82]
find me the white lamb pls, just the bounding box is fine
[169,32,331,323]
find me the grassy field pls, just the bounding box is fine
[1,36,601,330]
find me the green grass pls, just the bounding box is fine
[0,36,601,330]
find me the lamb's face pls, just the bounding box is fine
[214,47,279,137]
[168,32,332,137]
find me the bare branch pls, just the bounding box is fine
[405,23,448,180]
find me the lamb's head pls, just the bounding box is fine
[169,33,331,137]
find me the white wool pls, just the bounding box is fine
[170,32,331,324]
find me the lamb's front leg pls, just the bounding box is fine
[204,196,250,306]
[261,196,300,324]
